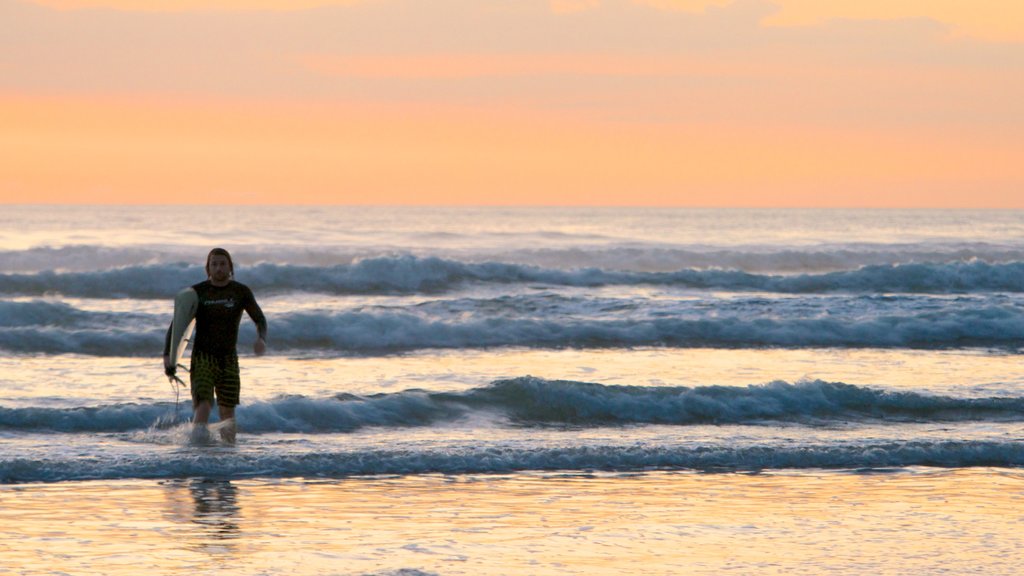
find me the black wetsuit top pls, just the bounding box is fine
[164,280,268,357]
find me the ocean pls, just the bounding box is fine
[2,206,1024,575]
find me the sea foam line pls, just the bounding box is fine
[5,243,1024,274]
[3,257,1024,298]
[4,379,1023,434]
[4,440,1024,483]
[3,304,1023,355]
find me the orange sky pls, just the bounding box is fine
[1,0,1022,206]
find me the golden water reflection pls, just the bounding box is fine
[162,478,242,555]
[3,469,1024,575]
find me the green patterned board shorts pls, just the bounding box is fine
[190,351,241,408]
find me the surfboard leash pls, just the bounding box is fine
[168,364,189,420]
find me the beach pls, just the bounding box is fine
[5,470,1024,575]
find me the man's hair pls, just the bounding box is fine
[206,247,234,277]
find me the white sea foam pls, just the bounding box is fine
[4,439,1024,483]
[2,300,1023,355]
[3,257,1024,298]
[6,242,1024,273]
[4,379,1022,434]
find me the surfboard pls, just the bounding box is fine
[167,287,198,383]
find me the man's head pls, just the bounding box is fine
[206,247,234,284]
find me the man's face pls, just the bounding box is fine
[208,255,231,283]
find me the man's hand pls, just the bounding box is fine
[164,354,186,386]
[254,337,266,356]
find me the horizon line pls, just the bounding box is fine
[3,202,1022,211]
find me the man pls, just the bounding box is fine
[164,248,267,442]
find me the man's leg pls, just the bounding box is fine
[217,404,236,443]
[214,354,241,443]
[190,352,217,440]
[193,400,212,424]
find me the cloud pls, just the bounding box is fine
[628,0,1024,43]
[30,0,730,15]
[26,0,366,12]
[550,0,600,14]
[3,0,1023,206]
[632,0,731,13]
[761,0,1024,43]
[22,0,1024,44]
[300,52,747,79]
[4,0,1020,126]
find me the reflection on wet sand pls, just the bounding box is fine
[162,478,241,554]
[5,471,1024,575]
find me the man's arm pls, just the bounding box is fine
[244,288,268,355]
[162,322,176,377]
[163,322,173,356]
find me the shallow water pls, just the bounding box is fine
[3,469,1023,576]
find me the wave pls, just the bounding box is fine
[0,300,90,328]
[270,306,1024,353]
[3,258,1024,298]
[0,326,165,356]
[3,302,1023,355]
[0,245,173,274]
[4,379,1024,434]
[5,243,1024,275]
[0,300,152,330]
[501,245,1024,274]
[465,377,1024,425]
[4,440,1024,482]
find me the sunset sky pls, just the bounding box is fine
[1,0,1022,206]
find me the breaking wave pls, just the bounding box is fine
[4,242,1024,274]
[4,440,1024,483]
[2,304,1022,355]
[4,379,1023,434]
[2,258,1024,298]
